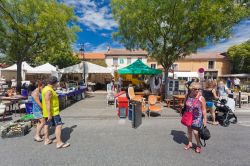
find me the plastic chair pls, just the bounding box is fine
[148,95,162,117]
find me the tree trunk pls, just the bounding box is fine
[164,69,169,99]
[16,60,22,94]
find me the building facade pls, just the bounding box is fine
[105,49,148,70]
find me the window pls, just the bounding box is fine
[151,64,156,69]
[113,58,118,65]
[119,58,124,64]
[208,61,215,69]
[127,58,131,64]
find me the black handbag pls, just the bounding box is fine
[199,125,211,147]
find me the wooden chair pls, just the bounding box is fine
[128,87,143,102]
[148,95,162,117]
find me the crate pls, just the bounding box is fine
[1,122,30,138]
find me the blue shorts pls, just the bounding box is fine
[45,115,63,126]
[206,101,214,108]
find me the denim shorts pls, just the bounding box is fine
[45,115,63,126]
[206,101,214,108]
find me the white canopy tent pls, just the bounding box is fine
[2,61,34,71]
[60,62,112,85]
[1,62,34,81]
[27,63,57,74]
[59,61,111,74]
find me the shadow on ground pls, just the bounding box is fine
[61,125,77,142]
[170,130,187,145]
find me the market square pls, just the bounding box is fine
[0,0,250,166]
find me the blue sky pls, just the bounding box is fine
[61,0,250,53]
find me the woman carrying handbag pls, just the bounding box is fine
[182,82,207,153]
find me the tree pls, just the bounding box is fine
[111,0,248,98]
[0,0,80,92]
[227,40,250,74]
[34,45,81,69]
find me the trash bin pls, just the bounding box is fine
[21,89,28,97]
[130,100,142,128]
[25,102,33,114]
[128,103,133,121]
[117,97,128,118]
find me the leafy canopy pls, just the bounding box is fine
[227,40,250,74]
[0,0,80,92]
[111,0,248,70]
[0,0,80,64]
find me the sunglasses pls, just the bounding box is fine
[193,88,200,91]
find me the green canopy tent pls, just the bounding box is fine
[118,59,162,75]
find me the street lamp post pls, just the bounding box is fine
[79,43,85,84]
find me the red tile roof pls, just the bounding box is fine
[181,52,226,60]
[78,53,105,60]
[106,49,148,56]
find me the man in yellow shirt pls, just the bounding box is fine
[42,76,70,149]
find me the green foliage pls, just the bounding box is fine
[111,0,248,70]
[0,0,80,91]
[227,40,250,74]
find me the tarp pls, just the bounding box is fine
[2,61,34,71]
[118,59,162,75]
[27,63,57,74]
[60,61,111,74]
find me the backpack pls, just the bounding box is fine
[199,125,211,147]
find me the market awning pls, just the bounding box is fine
[2,61,34,71]
[59,62,111,74]
[118,59,162,75]
[26,63,57,74]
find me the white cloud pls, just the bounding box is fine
[62,0,118,32]
[92,41,124,52]
[199,19,250,52]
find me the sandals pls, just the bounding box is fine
[212,121,219,125]
[56,142,70,149]
[34,137,43,142]
[195,146,202,153]
[184,144,193,150]
[44,140,53,145]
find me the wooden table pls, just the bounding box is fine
[172,95,186,110]
[0,96,27,116]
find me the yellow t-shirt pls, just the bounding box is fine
[41,86,59,118]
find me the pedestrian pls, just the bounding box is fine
[217,81,230,97]
[42,76,70,148]
[31,80,45,142]
[11,77,16,88]
[233,77,240,90]
[203,80,219,125]
[118,75,123,91]
[183,82,207,153]
[226,78,232,89]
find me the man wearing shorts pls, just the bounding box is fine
[42,76,70,149]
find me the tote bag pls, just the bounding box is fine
[181,96,200,127]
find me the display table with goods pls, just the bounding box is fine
[56,87,86,109]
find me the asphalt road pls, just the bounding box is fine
[1,117,250,166]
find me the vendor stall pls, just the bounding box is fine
[1,62,34,81]
[26,63,59,81]
[60,62,112,90]
[118,59,162,92]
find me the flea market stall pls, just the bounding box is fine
[25,63,59,82]
[118,59,162,94]
[60,62,112,91]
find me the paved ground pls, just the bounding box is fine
[0,93,250,166]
